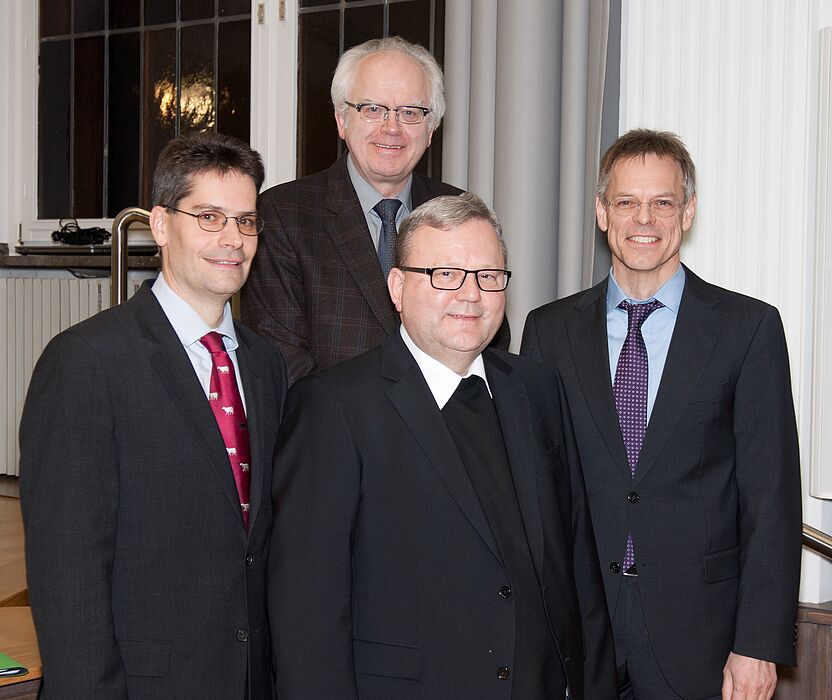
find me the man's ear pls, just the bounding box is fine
[388,267,405,312]
[149,206,169,249]
[595,196,609,232]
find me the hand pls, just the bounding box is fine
[722,652,777,700]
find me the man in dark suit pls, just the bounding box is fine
[268,192,617,699]
[521,129,802,699]
[20,133,287,699]
[242,37,507,384]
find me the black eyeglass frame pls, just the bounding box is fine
[399,266,512,292]
[162,205,265,236]
[344,101,432,124]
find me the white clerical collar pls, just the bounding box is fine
[399,325,492,409]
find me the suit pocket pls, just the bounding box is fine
[353,639,422,680]
[703,546,740,583]
[118,638,172,677]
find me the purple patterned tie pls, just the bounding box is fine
[613,299,663,572]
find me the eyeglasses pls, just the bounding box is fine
[604,197,684,219]
[400,267,511,292]
[344,101,432,125]
[163,206,264,236]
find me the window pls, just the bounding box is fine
[296,0,445,178]
[37,0,252,219]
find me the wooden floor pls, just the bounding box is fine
[0,496,26,607]
[0,477,20,499]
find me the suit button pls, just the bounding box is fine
[609,562,621,573]
[236,629,248,642]
[498,586,512,599]
[627,491,639,503]
[245,554,254,566]
[497,667,510,680]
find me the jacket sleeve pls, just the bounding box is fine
[20,331,128,699]
[241,194,315,385]
[268,376,361,699]
[731,305,802,664]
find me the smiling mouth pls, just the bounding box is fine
[628,235,659,244]
[374,143,403,150]
[206,258,243,266]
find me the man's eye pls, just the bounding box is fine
[399,108,417,119]
[653,199,676,210]
[437,269,455,279]
[198,211,221,223]
[364,104,384,114]
[478,271,497,282]
[238,216,255,228]
[614,198,635,209]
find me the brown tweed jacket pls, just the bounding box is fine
[242,153,468,384]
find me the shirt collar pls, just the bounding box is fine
[399,325,491,409]
[606,263,686,314]
[347,153,413,214]
[151,273,239,351]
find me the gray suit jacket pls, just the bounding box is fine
[268,332,617,699]
[20,283,287,699]
[241,154,511,384]
[521,266,802,698]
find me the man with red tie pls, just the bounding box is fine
[20,133,287,699]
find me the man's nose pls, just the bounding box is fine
[634,201,655,224]
[381,110,402,134]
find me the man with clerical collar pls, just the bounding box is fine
[268,192,617,699]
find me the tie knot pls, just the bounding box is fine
[373,198,401,223]
[200,331,227,354]
[619,299,664,331]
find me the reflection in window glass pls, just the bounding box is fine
[37,1,252,219]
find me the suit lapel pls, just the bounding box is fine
[135,287,249,532]
[323,156,398,334]
[381,337,502,564]
[567,281,633,480]
[234,331,267,533]
[485,353,545,581]
[634,269,722,484]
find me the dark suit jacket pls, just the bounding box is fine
[521,266,802,699]
[20,283,287,700]
[268,332,617,699]
[241,154,508,384]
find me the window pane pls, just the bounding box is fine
[181,0,215,21]
[108,32,141,215]
[389,0,430,50]
[144,0,176,25]
[73,36,105,217]
[109,0,140,29]
[299,0,340,7]
[40,0,71,38]
[297,10,340,177]
[74,0,105,32]
[218,20,250,142]
[219,0,251,15]
[142,28,176,206]
[344,5,383,51]
[38,40,71,218]
[180,23,216,134]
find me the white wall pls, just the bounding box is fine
[620,0,832,603]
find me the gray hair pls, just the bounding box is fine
[395,192,507,268]
[597,128,696,202]
[331,36,445,131]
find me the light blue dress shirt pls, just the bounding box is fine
[606,265,686,421]
[347,153,413,252]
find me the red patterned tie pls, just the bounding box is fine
[200,331,251,528]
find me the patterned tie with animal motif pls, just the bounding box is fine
[200,331,251,528]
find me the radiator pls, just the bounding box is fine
[1,272,151,476]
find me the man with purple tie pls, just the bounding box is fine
[21,133,287,699]
[521,129,802,699]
